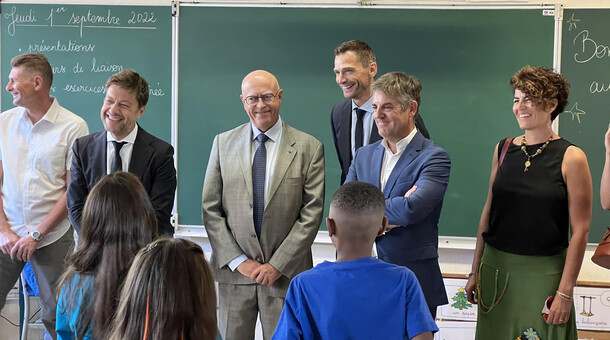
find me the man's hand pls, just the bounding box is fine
[404,185,418,197]
[380,185,417,233]
[0,229,20,256]
[10,235,38,262]
[236,259,262,277]
[250,263,282,287]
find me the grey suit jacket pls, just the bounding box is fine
[202,120,325,297]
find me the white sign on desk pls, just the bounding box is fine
[574,287,610,331]
[434,321,476,340]
[438,278,478,321]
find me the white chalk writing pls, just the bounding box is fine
[590,81,610,94]
[68,9,120,37]
[128,11,157,24]
[573,30,610,64]
[3,6,167,101]
[26,39,96,53]
[90,57,123,73]
[5,6,37,37]
[52,65,67,74]
[149,88,165,97]
[64,83,106,94]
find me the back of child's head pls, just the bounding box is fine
[331,181,385,217]
[110,237,217,340]
[329,181,386,244]
[59,171,158,339]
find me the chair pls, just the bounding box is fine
[19,263,45,340]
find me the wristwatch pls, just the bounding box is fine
[30,230,43,242]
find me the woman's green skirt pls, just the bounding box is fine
[475,245,577,340]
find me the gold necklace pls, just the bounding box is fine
[521,135,553,172]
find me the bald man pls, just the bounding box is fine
[202,70,325,340]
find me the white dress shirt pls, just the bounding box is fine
[351,97,375,158]
[0,98,89,248]
[106,124,138,173]
[372,127,418,257]
[229,118,284,271]
[380,128,418,192]
[250,117,283,205]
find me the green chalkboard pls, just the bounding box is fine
[177,6,554,236]
[1,4,172,142]
[561,9,610,243]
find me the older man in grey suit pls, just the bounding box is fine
[202,70,325,340]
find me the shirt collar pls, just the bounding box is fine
[107,124,138,144]
[19,97,59,124]
[381,127,418,154]
[251,117,282,142]
[351,96,374,113]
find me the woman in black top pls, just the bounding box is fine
[465,66,592,339]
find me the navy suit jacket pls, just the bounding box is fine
[67,125,177,236]
[345,131,449,310]
[331,98,429,184]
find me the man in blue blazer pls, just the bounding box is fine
[67,70,176,236]
[331,40,429,184]
[345,71,449,318]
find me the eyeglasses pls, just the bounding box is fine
[244,91,280,106]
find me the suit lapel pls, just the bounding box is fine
[339,101,352,163]
[236,125,254,200]
[370,120,381,143]
[128,126,152,180]
[91,131,108,183]
[267,123,296,208]
[236,124,261,249]
[382,133,423,196]
[371,143,385,189]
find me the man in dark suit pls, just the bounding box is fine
[345,71,449,318]
[67,69,176,236]
[331,40,429,184]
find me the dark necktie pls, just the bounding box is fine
[354,108,366,150]
[252,133,269,239]
[111,141,126,172]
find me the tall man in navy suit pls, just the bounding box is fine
[331,40,429,184]
[67,69,176,236]
[345,71,449,318]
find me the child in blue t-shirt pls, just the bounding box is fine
[273,182,438,340]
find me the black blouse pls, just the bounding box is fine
[483,138,572,256]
